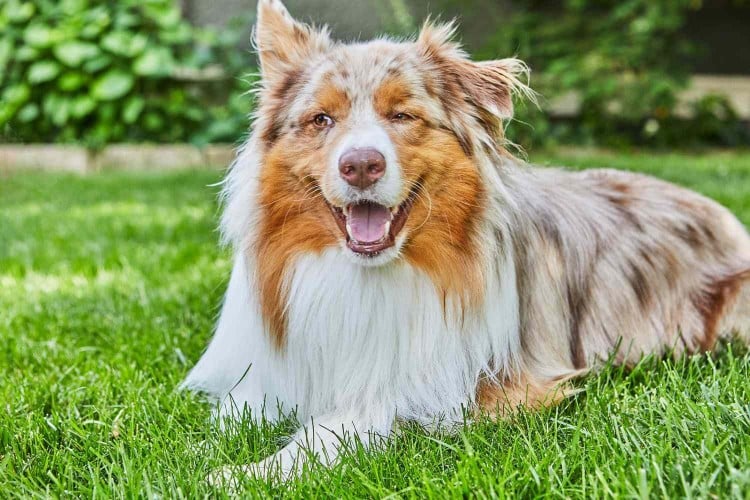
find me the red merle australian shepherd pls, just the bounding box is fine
[183,0,750,483]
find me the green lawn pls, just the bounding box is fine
[1,150,750,497]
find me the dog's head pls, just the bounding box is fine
[251,0,530,268]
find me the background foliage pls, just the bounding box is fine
[477,0,750,148]
[0,0,747,148]
[0,0,253,147]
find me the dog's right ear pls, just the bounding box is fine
[255,0,330,84]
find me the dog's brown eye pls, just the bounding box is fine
[391,112,414,122]
[313,113,334,128]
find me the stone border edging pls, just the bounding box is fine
[0,144,236,173]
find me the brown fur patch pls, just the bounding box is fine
[674,199,719,248]
[676,221,703,247]
[601,183,644,232]
[261,68,305,145]
[694,269,750,351]
[394,125,487,314]
[627,259,652,309]
[566,281,590,369]
[610,180,631,195]
[476,372,579,418]
[306,79,351,122]
[373,75,416,117]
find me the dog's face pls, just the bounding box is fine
[253,0,527,267]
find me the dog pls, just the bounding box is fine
[183,0,750,484]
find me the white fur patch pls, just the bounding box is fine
[184,247,521,428]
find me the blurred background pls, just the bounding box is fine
[1,0,749,153]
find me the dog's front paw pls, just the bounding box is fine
[207,453,302,490]
[250,451,301,481]
[207,465,245,492]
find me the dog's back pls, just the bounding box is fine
[503,164,750,377]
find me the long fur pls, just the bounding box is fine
[185,0,750,482]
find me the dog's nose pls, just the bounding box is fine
[338,148,386,189]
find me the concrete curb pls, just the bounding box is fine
[0,144,236,173]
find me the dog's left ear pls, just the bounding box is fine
[459,59,531,120]
[255,0,331,85]
[417,21,531,121]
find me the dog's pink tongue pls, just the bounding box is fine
[348,202,390,243]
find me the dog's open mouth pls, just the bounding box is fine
[328,192,417,257]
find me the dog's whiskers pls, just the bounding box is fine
[411,180,433,233]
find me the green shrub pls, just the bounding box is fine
[0,0,254,147]
[1,0,746,148]
[477,0,750,148]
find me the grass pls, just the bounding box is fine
[1,149,750,498]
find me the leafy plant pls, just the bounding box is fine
[1,0,746,148]
[475,0,749,148]
[0,0,254,147]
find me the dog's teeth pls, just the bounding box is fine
[346,222,354,240]
[384,220,391,236]
[344,205,350,217]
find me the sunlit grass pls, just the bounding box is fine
[1,151,749,497]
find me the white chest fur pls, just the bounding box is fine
[184,248,520,427]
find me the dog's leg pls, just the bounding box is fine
[209,410,393,487]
